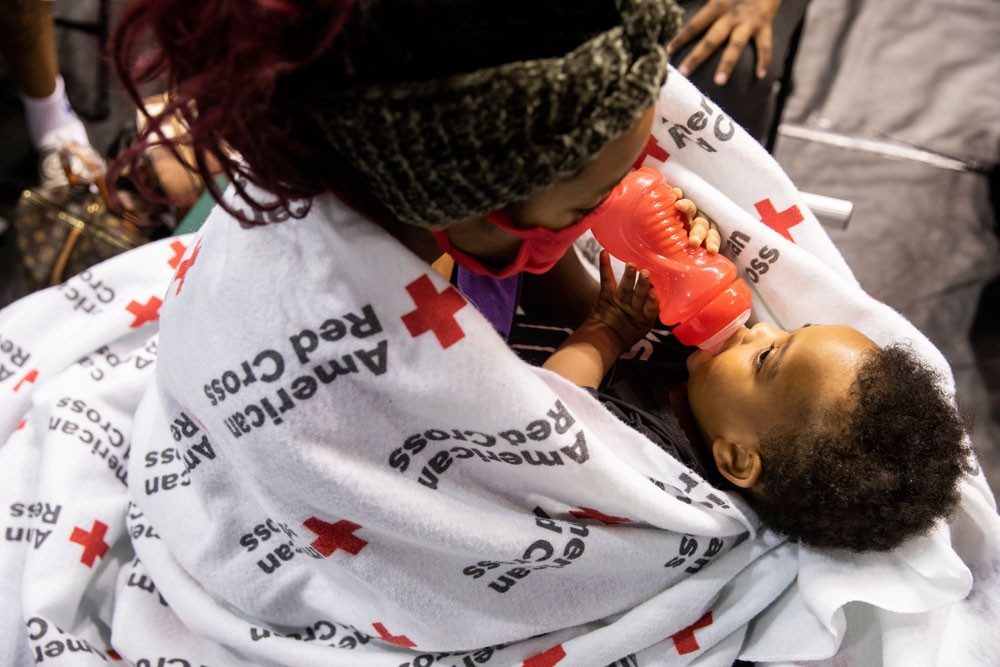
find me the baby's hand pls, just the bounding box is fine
[588,250,660,347]
[672,187,721,254]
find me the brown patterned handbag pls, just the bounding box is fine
[14,183,149,291]
[13,95,217,291]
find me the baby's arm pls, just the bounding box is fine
[542,251,659,388]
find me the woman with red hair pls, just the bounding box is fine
[3,2,771,664]
[112,0,717,333]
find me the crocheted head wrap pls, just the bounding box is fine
[311,0,683,227]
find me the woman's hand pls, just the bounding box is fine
[673,187,721,254]
[668,0,781,86]
[587,251,660,348]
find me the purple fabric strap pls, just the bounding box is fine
[456,267,522,340]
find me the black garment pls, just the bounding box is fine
[591,359,709,478]
[509,318,709,477]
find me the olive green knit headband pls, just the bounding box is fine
[313,0,683,227]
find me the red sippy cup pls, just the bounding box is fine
[589,167,751,352]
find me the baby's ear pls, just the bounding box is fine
[711,439,762,489]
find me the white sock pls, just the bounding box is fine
[20,76,91,151]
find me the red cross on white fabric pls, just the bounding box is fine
[372,622,416,648]
[302,517,368,557]
[126,296,163,329]
[69,520,110,567]
[569,506,632,525]
[670,611,713,655]
[172,238,202,295]
[754,198,804,242]
[632,134,670,170]
[12,369,38,392]
[167,240,187,269]
[401,274,468,349]
[523,644,566,667]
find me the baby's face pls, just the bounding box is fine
[686,323,877,450]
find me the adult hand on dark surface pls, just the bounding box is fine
[668,0,781,86]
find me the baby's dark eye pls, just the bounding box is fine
[755,344,775,371]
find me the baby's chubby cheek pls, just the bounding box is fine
[685,354,717,404]
[687,325,748,377]
[687,351,741,411]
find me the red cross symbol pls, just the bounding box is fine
[172,238,202,295]
[754,198,804,242]
[372,622,416,648]
[167,240,187,269]
[632,134,670,170]
[401,274,467,349]
[69,520,110,567]
[569,507,632,525]
[670,611,713,655]
[523,644,566,667]
[302,517,368,557]
[12,369,38,392]
[125,296,163,329]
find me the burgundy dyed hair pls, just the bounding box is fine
[110,0,619,224]
[110,0,358,222]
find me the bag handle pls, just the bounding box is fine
[49,220,85,285]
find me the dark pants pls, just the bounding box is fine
[672,0,810,145]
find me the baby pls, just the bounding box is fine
[542,251,968,552]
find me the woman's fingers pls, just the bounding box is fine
[678,18,734,78]
[714,22,754,86]
[671,0,780,83]
[755,22,773,78]
[667,2,723,59]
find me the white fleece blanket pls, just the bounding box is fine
[1,68,998,667]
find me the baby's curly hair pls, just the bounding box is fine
[750,345,969,552]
